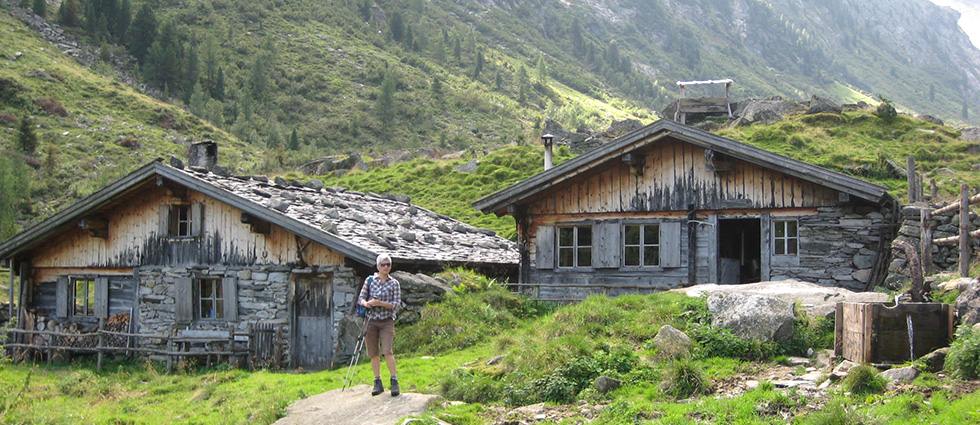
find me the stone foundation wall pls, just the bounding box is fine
[137,264,359,366]
[770,205,897,291]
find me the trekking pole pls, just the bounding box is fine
[342,317,369,391]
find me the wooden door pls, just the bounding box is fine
[293,274,333,370]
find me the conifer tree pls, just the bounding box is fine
[115,0,132,44]
[127,3,157,64]
[183,43,200,103]
[212,67,225,101]
[188,82,208,117]
[18,115,38,155]
[144,20,182,94]
[473,48,484,79]
[375,69,396,129]
[32,0,46,18]
[288,128,300,151]
[57,0,82,27]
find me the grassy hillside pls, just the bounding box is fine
[0,6,255,229]
[2,277,979,424]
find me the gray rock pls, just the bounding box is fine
[806,95,842,115]
[955,279,980,326]
[653,325,692,358]
[169,155,184,169]
[881,366,918,382]
[455,160,480,174]
[305,179,325,190]
[707,292,795,343]
[593,376,621,394]
[920,348,948,373]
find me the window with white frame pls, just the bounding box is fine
[773,220,799,255]
[197,277,224,320]
[558,226,592,268]
[169,204,193,237]
[72,278,96,317]
[624,224,660,267]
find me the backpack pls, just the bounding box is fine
[357,275,374,318]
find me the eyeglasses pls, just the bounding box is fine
[378,263,391,267]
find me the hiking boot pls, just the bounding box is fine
[390,378,400,396]
[371,378,384,396]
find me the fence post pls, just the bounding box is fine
[961,185,971,277]
[227,324,235,367]
[921,208,933,276]
[907,157,918,202]
[97,318,105,372]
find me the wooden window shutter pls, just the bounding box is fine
[535,225,555,270]
[660,221,682,268]
[190,203,204,237]
[159,205,170,236]
[593,221,620,269]
[94,277,109,319]
[222,277,238,322]
[175,277,194,324]
[55,276,70,318]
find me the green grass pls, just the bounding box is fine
[1,288,980,424]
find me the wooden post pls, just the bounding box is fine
[97,318,105,372]
[921,208,933,276]
[930,179,937,199]
[907,157,918,203]
[227,324,235,367]
[7,265,14,325]
[960,184,971,277]
[893,240,924,302]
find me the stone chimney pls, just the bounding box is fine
[542,134,554,171]
[188,141,218,172]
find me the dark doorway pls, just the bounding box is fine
[718,218,762,284]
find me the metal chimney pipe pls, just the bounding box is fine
[542,133,554,170]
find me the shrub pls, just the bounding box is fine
[439,368,501,404]
[842,364,887,395]
[33,98,68,117]
[661,357,708,399]
[874,96,897,122]
[945,325,980,379]
[530,372,578,404]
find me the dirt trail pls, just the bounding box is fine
[272,384,444,425]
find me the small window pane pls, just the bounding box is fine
[644,247,660,266]
[775,243,786,255]
[787,221,797,236]
[559,247,574,267]
[644,225,659,244]
[625,246,640,266]
[559,228,574,246]
[775,223,785,238]
[578,248,592,267]
[787,240,798,255]
[625,225,640,245]
[578,227,592,246]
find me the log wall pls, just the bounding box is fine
[527,140,840,216]
[30,186,343,268]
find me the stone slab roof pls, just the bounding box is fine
[174,164,518,266]
[0,160,519,268]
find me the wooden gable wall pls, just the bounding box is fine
[30,184,343,271]
[527,138,842,216]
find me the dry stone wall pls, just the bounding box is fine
[886,204,980,289]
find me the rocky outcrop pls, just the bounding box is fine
[954,278,980,327]
[652,325,692,358]
[732,97,801,126]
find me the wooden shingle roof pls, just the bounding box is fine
[0,160,518,268]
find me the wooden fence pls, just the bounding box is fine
[4,319,281,372]
[920,184,980,277]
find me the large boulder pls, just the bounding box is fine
[805,95,842,115]
[675,279,890,319]
[732,97,799,126]
[955,279,980,327]
[706,292,795,343]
